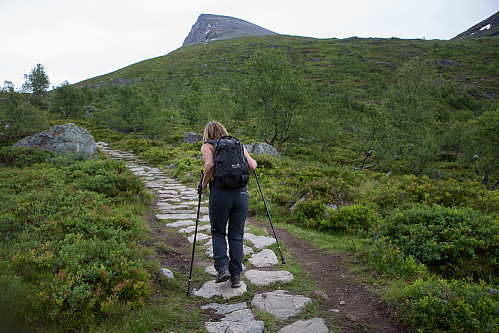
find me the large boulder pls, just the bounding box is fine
[184,132,203,144]
[14,123,98,156]
[244,142,280,159]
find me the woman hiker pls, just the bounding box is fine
[199,121,257,288]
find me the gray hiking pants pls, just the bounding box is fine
[209,183,249,277]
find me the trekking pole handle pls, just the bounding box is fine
[197,172,204,195]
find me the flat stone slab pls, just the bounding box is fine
[202,302,247,314]
[157,190,180,195]
[162,185,187,189]
[277,318,328,333]
[157,202,190,210]
[159,209,195,214]
[202,303,264,333]
[194,280,247,299]
[165,220,194,228]
[244,270,294,286]
[244,233,276,249]
[179,224,211,233]
[144,181,167,188]
[162,198,182,203]
[248,249,279,267]
[158,194,181,199]
[188,233,210,243]
[156,213,198,220]
[180,196,199,201]
[251,290,312,320]
[205,319,264,333]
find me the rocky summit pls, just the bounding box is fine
[183,14,277,46]
[452,10,499,40]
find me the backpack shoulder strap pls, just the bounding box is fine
[204,136,234,146]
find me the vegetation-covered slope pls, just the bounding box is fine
[1,31,498,332]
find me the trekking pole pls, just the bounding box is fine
[186,172,204,296]
[253,170,286,264]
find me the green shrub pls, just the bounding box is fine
[0,146,55,167]
[399,278,498,332]
[349,236,429,280]
[68,159,144,198]
[142,146,175,165]
[323,203,381,232]
[374,205,499,284]
[292,199,326,229]
[0,157,151,330]
[255,154,280,169]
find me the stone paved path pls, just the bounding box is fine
[96,142,329,333]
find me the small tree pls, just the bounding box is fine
[0,82,47,140]
[241,49,310,152]
[374,58,442,174]
[22,64,50,106]
[178,78,202,125]
[51,81,84,119]
[115,85,152,133]
[462,107,499,189]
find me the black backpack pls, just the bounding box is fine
[206,136,250,189]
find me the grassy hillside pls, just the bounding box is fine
[75,34,499,184]
[81,35,499,99]
[1,33,498,332]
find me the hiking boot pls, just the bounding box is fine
[215,265,230,283]
[231,275,241,288]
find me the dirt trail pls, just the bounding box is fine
[266,225,408,333]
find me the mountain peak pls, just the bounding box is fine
[183,14,277,46]
[452,11,499,40]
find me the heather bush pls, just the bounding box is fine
[0,157,152,330]
[373,205,499,284]
[399,278,498,332]
[0,146,55,167]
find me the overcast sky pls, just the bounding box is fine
[1,0,497,89]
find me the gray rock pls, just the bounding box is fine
[244,233,276,249]
[184,132,203,143]
[244,270,294,286]
[165,220,195,228]
[194,280,247,299]
[13,123,98,156]
[159,268,174,279]
[289,197,305,214]
[251,290,312,320]
[201,302,247,314]
[156,213,198,220]
[244,142,280,159]
[178,224,211,233]
[277,318,328,333]
[202,302,264,333]
[248,249,279,267]
[187,233,210,243]
[205,320,264,333]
